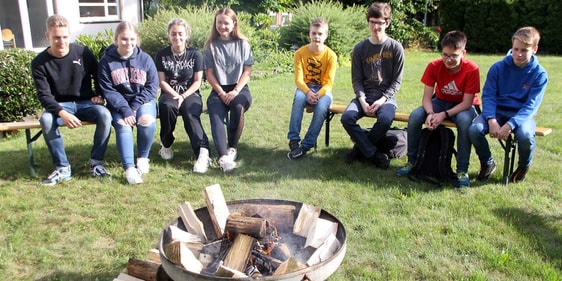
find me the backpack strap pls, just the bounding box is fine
[411,128,431,174]
[437,126,456,181]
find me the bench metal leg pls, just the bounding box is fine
[499,135,517,185]
[25,128,43,177]
[325,112,336,147]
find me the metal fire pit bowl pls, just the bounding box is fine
[159,199,347,281]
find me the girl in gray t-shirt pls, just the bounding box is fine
[203,8,254,173]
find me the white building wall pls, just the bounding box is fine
[54,0,141,43]
[0,0,141,50]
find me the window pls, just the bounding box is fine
[79,0,119,22]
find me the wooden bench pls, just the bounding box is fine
[0,109,209,177]
[316,103,552,185]
[0,120,95,177]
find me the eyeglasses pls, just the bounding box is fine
[368,20,387,26]
[441,53,461,60]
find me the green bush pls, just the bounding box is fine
[75,29,114,60]
[439,0,562,54]
[278,0,367,59]
[0,48,41,122]
[252,48,294,78]
[139,6,289,75]
[139,6,256,57]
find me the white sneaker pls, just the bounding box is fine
[136,157,150,174]
[227,147,237,161]
[159,144,174,160]
[219,155,236,173]
[193,148,211,174]
[125,167,143,184]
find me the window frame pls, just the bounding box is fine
[78,0,120,23]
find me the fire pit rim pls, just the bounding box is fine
[158,198,347,281]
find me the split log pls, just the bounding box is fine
[239,204,296,233]
[222,234,256,273]
[273,257,307,276]
[293,203,321,237]
[306,233,340,266]
[225,214,267,239]
[204,184,230,238]
[163,240,203,273]
[148,249,161,263]
[165,224,202,243]
[178,202,208,243]
[126,258,160,281]
[305,218,338,248]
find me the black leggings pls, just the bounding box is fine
[158,92,209,157]
[206,85,252,157]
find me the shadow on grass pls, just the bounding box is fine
[0,135,445,193]
[231,144,446,193]
[493,207,562,271]
[34,271,119,281]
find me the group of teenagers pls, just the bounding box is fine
[286,2,548,190]
[33,8,252,185]
[32,2,547,189]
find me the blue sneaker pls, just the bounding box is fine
[456,172,470,191]
[41,166,72,186]
[397,163,414,176]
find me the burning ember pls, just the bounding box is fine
[159,184,346,280]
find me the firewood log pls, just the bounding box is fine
[222,234,256,272]
[225,214,267,239]
[178,202,208,243]
[293,203,320,237]
[126,258,159,281]
[204,184,230,238]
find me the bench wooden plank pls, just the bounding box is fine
[324,103,550,139]
[0,120,97,177]
[536,127,552,136]
[320,102,552,186]
[0,110,183,177]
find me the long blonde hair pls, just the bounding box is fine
[205,8,248,48]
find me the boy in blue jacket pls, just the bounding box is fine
[469,26,548,183]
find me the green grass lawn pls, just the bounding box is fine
[1,50,561,280]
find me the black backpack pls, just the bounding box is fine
[408,126,456,186]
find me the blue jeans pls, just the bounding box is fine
[39,101,112,168]
[407,99,477,173]
[111,100,157,170]
[341,99,396,158]
[469,109,536,168]
[287,85,332,150]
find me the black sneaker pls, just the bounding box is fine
[477,161,496,181]
[288,140,304,160]
[509,166,529,183]
[372,152,390,169]
[289,140,299,150]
